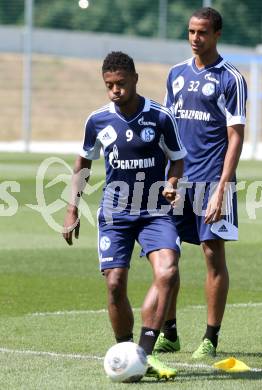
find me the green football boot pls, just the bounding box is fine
[146,354,177,380]
[192,338,216,359]
[153,332,180,353]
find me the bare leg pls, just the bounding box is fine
[162,270,180,321]
[202,239,229,326]
[104,267,134,339]
[141,249,179,329]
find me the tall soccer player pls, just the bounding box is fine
[63,52,186,379]
[154,8,247,358]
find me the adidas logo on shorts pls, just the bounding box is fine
[218,224,228,233]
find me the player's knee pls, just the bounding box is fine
[203,241,227,275]
[203,244,216,261]
[105,269,127,303]
[157,262,179,286]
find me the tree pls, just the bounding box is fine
[0,0,24,25]
[0,0,261,47]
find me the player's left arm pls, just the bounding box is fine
[205,70,247,224]
[205,124,244,224]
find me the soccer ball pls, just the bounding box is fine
[104,342,147,383]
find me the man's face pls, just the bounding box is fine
[188,16,221,57]
[103,69,138,107]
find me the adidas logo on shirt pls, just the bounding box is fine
[145,331,155,337]
[101,132,111,140]
[218,224,228,233]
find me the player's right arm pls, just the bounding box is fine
[63,113,101,245]
[163,159,184,204]
[159,106,187,203]
[63,156,92,246]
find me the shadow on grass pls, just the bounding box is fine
[135,369,262,385]
[128,369,262,385]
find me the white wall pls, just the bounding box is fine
[0,26,257,64]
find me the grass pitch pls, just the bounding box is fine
[0,153,261,389]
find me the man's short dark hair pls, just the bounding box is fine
[102,51,136,74]
[191,7,222,32]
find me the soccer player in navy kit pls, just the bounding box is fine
[154,8,247,358]
[63,52,186,379]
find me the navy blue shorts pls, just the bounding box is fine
[173,182,238,245]
[97,210,181,271]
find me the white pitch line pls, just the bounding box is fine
[183,302,262,310]
[0,347,103,361]
[28,308,140,317]
[27,302,262,317]
[0,347,261,372]
[171,362,262,373]
[224,302,262,308]
[29,309,109,316]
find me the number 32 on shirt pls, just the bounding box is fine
[188,81,200,92]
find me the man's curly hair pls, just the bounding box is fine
[102,51,136,74]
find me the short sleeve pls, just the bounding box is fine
[159,109,187,161]
[225,73,247,127]
[164,70,174,109]
[80,115,102,160]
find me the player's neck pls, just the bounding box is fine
[194,50,220,69]
[118,94,141,117]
